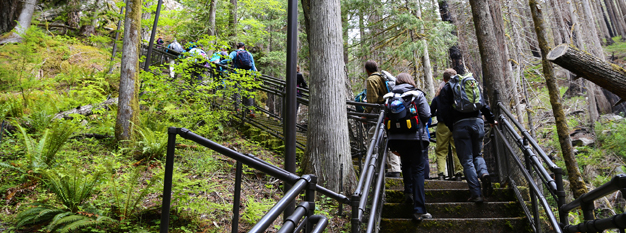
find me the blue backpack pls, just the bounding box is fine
[235,50,253,70]
[355,89,367,112]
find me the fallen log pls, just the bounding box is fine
[547,44,626,101]
[53,97,118,120]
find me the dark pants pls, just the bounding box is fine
[392,140,429,214]
[452,118,488,197]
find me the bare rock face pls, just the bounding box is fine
[79,25,96,36]
[570,127,595,147]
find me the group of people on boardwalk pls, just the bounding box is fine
[162,39,263,117]
[362,61,496,222]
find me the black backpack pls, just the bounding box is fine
[235,50,253,70]
[383,89,423,134]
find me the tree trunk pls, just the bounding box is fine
[67,0,80,29]
[468,0,507,109]
[548,44,626,102]
[302,0,357,193]
[141,0,153,41]
[548,0,565,44]
[438,0,466,75]
[522,4,541,57]
[415,0,435,100]
[230,0,237,37]
[592,0,614,45]
[0,0,36,44]
[529,1,588,199]
[489,0,521,122]
[0,0,21,34]
[598,0,617,38]
[115,0,142,142]
[208,0,217,36]
[605,0,626,38]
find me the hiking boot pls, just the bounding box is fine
[481,174,493,197]
[467,195,484,203]
[412,213,433,222]
[385,172,401,178]
[437,173,445,180]
[454,173,463,181]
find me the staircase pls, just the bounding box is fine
[380,178,531,233]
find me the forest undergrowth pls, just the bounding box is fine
[0,27,349,232]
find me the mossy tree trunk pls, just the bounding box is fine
[301,0,357,193]
[0,0,35,44]
[229,0,237,38]
[528,0,588,198]
[115,0,142,142]
[0,0,21,34]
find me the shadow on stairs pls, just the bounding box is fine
[380,178,531,233]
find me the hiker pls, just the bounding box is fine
[210,47,229,87]
[363,60,402,178]
[296,65,308,113]
[438,68,496,203]
[166,38,185,78]
[431,80,463,181]
[187,44,208,83]
[384,73,432,221]
[156,37,164,47]
[221,42,257,117]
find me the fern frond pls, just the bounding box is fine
[0,161,26,173]
[48,214,85,231]
[46,211,73,231]
[58,217,93,233]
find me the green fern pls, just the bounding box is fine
[108,165,161,220]
[135,123,168,161]
[14,120,74,171]
[41,169,103,212]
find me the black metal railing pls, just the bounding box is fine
[351,111,387,233]
[561,174,626,233]
[140,44,379,155]
[160,127,349,233]
[493,101,564,233]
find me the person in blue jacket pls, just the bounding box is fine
[220,42,258,117]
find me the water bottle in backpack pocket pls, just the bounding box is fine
[383,91,422,134]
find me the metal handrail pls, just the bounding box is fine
[494,97,565,233]
[494,126,562,233]
[560,174,626,233]
[351,111,386,232]
[160,128,350,233]
[563,213,626,233]
[250,175,313,233]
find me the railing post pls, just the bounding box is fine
[339,164,343,216]
[523,139,541,233]
[232,161,243,233]
[554,167,568,226]
[351,194,361,233]
[160,127,178,233]
[582,200,596,233]
[144,0,163,72]
[305,175,317,233]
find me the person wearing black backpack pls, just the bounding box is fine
[384,73,432,221]
[221,42,258,117]
[438,68,496,203]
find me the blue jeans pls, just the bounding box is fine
[452,118,488,197]
[392,140,429,214]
